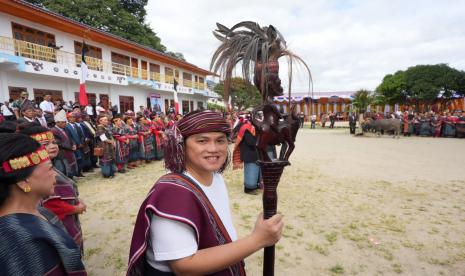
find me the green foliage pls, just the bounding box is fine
[375,64,465,106]
[26,0,168,53]
[166,51,186,62]
[375,70,406,105]
[352,89,373,112]
[213,77,261,111]
[206,102,225,112]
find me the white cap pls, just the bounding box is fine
[54,109,68,122]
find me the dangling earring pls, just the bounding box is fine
[23,186,31,193]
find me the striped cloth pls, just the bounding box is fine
[164,110,231,173]
[177,110,231,138]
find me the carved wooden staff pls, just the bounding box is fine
[258,160,289,276]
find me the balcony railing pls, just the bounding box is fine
[74,54,104,71]
[183,79,193,88]
[141,69,148,80]
[165,75,174,84]
[149,71,161,82]
[0,36,207,90]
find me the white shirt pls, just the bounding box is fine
[85,105,94,116]
[146,173,237,272]
[1,105,13,116]
[39,100,55,113]
[96,106,105,115]
[37,116,47,127]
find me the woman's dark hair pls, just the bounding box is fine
[17,122,49,136]
[124,116,133,123]
[0,133,41,206]
[136,116,144,123]
[0,121,18,133]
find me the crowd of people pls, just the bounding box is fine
[0,90,284,275]
[363,110,465,138]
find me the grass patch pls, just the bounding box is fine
[325,231,338,244]
[329,264,344,274]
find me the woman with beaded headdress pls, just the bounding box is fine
[0,133,86,275]
[19,122,86,251]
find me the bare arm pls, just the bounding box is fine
[169,213,283,276]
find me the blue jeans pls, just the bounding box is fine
[244,162,261,189]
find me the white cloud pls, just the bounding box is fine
[146,0,465,92]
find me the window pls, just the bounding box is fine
[74,92,96,105]
[119,96,134,113]
[111,52,130,65]
[149,63,161,81]
[182,100,190,114]
[197,101,204,110]
[8,86,28,100]
[164,99,174,113]
[130,58,139,78]
[111,52,130,75]
[12,23,57,62]
[34,89,63,103]
[141,61,148,79]
[74,41,103,71]
[74,41,102,59]
[183,72,192,87]
[12,23,56,46]
[183,72,192,80]
[165,67,174,83]
[150,63,160,73]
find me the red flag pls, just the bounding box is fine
[79,41,89,106]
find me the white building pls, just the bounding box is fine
[0,1,217,114]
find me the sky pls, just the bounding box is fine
[146,0,465,93]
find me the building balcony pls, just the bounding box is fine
[0,36,207,91]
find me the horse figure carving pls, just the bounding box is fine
[252,104,300,162]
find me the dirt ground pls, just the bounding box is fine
[78,127,465,275]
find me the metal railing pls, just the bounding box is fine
[0,36,207,90]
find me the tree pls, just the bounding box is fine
[374,70,407,105]
[375,64,465,109]
[351,89,372,113]
[26,0,168,52]
[213,77,261,111]
[166,51,186,61]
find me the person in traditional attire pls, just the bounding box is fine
[127,110,283,276]
[11,90,31,118]
[150,114,165,161]
[96,115,116,178]
[355,113,365,136]
[124,116,140,169]
[65,113,85,177]
[419,114,432,136]
[348,112,357,134]
[232,118,261,194]
[442,113,457,137]
[82,113,99,169]
[137,116,156,162]
[52,110,78,178]
[431,113,443,138]
[75,113,93,172]
[112,114,130,173]
[0,133,87,275]
[17,100,37,124]
[19,124,86,251]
